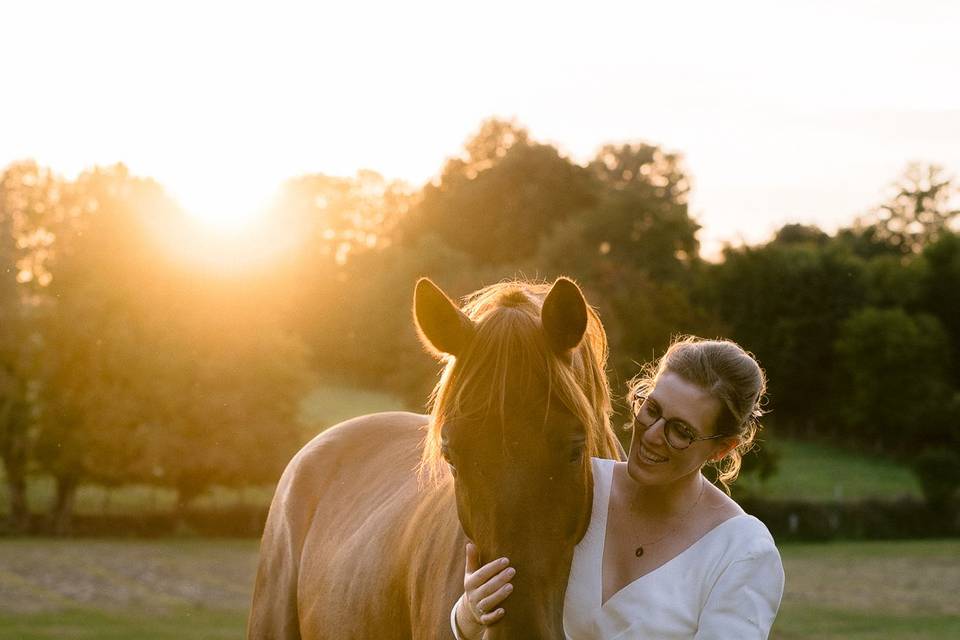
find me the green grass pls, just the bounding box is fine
[0,608,245,640]
[0,538,957,639]
[737,438,923,502]
[296,379,409,440]
[771,539,960,639]
[772,605,960,639]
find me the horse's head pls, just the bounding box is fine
[415,277,621,639]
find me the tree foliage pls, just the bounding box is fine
[5,120,960,529]
[845,163,959,257]
[401,119,595,264]
[833,307,952,453]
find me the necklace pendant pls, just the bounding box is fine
[635,546,644,557]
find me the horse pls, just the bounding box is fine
[247,277,623,639]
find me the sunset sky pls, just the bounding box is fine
[3,0,958,257]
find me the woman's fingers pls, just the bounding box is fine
[463,542,516,625]
[476,579,514,614]
[472,565,516,599]
[478,606,506,626]
[464,546,512,591]
[465,542,479,574]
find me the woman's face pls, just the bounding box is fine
[626,371,733,487]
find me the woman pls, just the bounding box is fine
[451,336,785,639]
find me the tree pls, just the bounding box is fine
[30,164,182,530]
[701,241,868,431]
[402,119,595,264]
[582,143,700,282]
[0,161,66,530]
[833,307,953,453]
[912,448,960,512]
[773,223,830,246]
[919,232,960,386]
[133,297,313,514]
[272,170,411,266]
[847,163,959,256]
[32,164,317,530]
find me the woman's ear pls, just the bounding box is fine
[709,438,741,463]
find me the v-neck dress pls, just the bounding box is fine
[451,457,784,639]
[562,457,784,639]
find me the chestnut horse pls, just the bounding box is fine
[248,278,622,639]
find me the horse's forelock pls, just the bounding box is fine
[417,281,622,487]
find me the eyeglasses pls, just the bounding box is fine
[630,392,727,451]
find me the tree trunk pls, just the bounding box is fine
[52,475,78,535]
[1,397,30,533]
[6,475,29,532]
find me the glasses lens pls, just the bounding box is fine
[665,421,693,449]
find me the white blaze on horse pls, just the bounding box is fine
[248,278,622,639]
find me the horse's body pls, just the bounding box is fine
[249,278,623,639]
[248,411,463,639]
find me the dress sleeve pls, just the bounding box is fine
[694,542,785,639]
[450,593,468,640]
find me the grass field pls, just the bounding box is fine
[0,538,957,639]
[737,438,923,502]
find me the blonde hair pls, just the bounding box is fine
[629,335,767,492]
[419,280,623,485]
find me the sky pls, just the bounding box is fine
[2,0,959,257]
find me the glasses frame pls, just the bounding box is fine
[630,392,728,451]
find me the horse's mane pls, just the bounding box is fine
[418,279,623,485]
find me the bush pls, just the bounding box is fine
[912,449,960,510]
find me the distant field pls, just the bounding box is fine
[296,379,410,438]
[0,538,957,639]
[0,539,257,640]
[736,438,923,502]
[772,540,960,639]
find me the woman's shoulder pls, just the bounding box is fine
[699,486,779,561]
[703,513,781,572]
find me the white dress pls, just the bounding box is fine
[452,457,785,639]
[564,457,784,638]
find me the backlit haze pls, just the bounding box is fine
[3,0,959,259]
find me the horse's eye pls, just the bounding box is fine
[569,444,585,463]
[441,444,458,476]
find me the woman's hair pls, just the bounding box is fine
[628,335,767,492]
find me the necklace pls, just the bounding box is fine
[633,477,706,558]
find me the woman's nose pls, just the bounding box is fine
[643,416,668,445]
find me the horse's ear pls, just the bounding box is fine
[414,278,475,358]
[541,277,588,354]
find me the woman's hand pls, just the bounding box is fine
[456,542,516,635]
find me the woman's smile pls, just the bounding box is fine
[638,444,668,464]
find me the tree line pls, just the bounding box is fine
[2,119,959,531]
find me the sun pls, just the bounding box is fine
[146,171,301,273]
[169,175,277,234]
